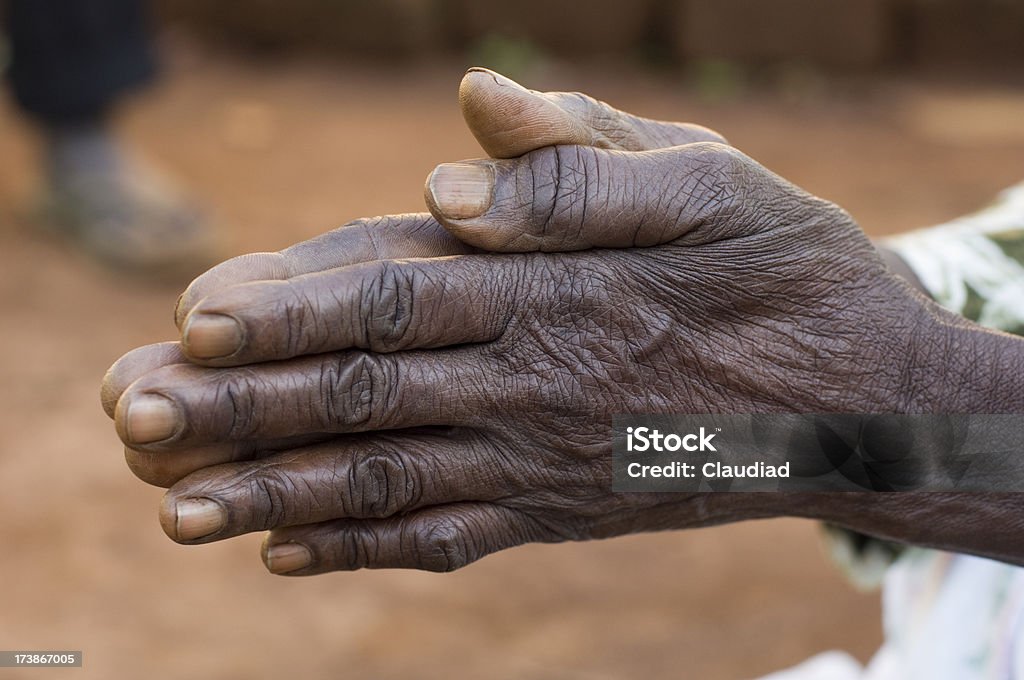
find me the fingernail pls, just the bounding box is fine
[427,163,493,220]
[466,67,525,91]
[175,498,226,540]
[173,293,184,324]
[125,394,179,444]
[265,543,312,574]
[184,313,242,359]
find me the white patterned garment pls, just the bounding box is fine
[886,182,1024,333]
[761,182,1024,680]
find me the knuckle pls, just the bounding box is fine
[244,470,293,529]
[679,141,749,223]
[221,374,259,439]
[564,92,618,131]
[277,280,317,356]
[361,261,417,352]
[684,142,848,236]
[689,140,741,162]
[550,91,628,147]
[319,353,398,429]
[688,141,748,184]
[520,145,558,238]
[414,518,472,572]
[523,145,598,247]
[549,90,597,117]
[335,523,372,570]
[349,446,419,517]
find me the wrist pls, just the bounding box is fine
[914,312,1024,414]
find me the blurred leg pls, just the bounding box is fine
[5,0,216,279]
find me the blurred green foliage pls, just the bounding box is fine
[467,34,548,83]
[689,59,747,103]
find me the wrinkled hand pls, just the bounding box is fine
[102,69,724,486]
[102,71,966,576]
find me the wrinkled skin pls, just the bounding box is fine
[103,69,1024,575]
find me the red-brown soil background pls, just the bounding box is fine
[2,39,1023,678]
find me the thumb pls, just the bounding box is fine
[459,67,725,158]
[424,142,814,252]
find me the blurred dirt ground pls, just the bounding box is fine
[2,50,1024,680]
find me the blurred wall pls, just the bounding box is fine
[156,0,1024,70]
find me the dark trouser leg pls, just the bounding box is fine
[6,0,157,125]
[3,1,210,276]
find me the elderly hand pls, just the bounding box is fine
[102,69,724,486]
[102,71,1024,575]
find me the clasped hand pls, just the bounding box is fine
[101,69,962,575]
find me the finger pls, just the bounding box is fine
[125,432,334,488]
[173,68,724,329]
[102,342,187,418]
[178,254,519,365]
[460,67,726,158]
[426,142,800,252]
[114,348,494,450]
[106,345,336,485]
[262,503,544,575]
[158,431,508,543]
[174,214,474,328]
